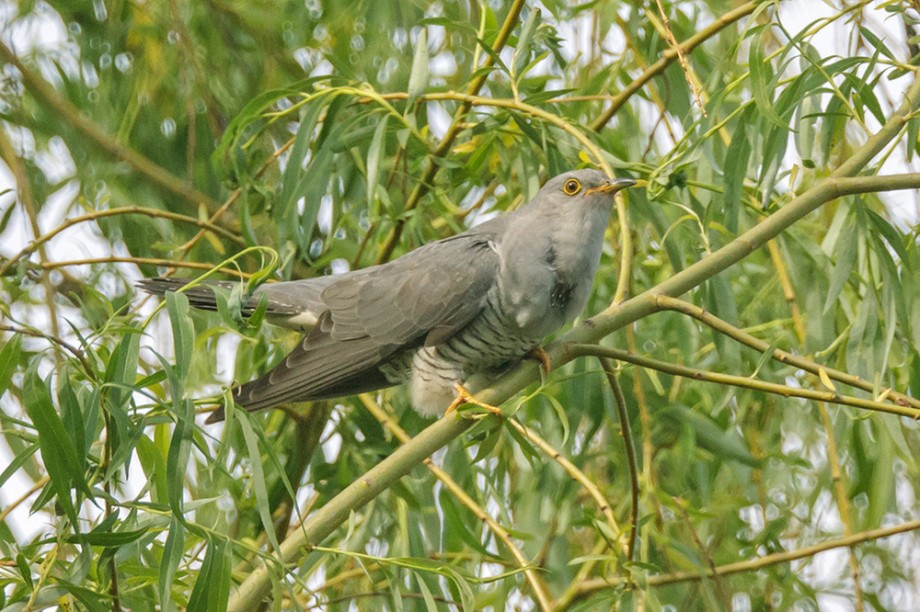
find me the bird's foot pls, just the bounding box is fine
[525,347,552,381]
[444,384,502,418]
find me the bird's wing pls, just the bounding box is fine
[231,233,500,411]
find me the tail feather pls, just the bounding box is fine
[137,277,302,316]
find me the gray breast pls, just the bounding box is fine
[400,287,543,415]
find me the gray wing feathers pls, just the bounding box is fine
[232,235,500,411]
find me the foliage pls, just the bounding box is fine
[1,0,920,609]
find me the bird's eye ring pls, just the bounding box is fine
[563,178,582,196]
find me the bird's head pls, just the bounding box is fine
[541,169,636,204]
[527,169,636,227]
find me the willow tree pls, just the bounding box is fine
[2,1,919,610]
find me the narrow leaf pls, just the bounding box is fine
[407,27,429,105]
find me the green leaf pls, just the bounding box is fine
[187,537,231,612]
[23,360,89,523]
[823,214,859,313]
[166,396,194,517]
[165,291,194,383]
[512,8,541,79]
[159,515,185,610]
[238,415,281,553]
[750,32,791,131]
[723,107,753,233]
[0,332,21,394]
[67,528,148,547]
[407,27,429,105]
[367,113,390,215]
[859,25,895,60]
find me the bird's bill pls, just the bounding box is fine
[585,177,637,196]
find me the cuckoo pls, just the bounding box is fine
[140,169,636,422]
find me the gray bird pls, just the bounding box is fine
[140,169,635,423]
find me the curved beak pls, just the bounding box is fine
[585,177,637,196]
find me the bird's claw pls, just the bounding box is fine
[525,347,552,381]
[444,384,502,418]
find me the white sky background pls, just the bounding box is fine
[1,1,919,608]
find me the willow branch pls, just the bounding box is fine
[24,256,254,277]
[0,207,244,277]
[572,345,920,419]
[569,518,920,596]
[598,360,639,562]
[590,1,762,130]
[357,396,554,611]
[654,296,920,410]
[507,419,626,557]
[0,324,93,377]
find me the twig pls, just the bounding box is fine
[570,344,920,419]
[34,256,255,277]
[569,518,920,596]
[0,323,94,377]
[506,418,626,557]
[654,295,920,411]
[652,0,707,117]
[0,206,244,277]
[597,359,640,562]
[590,1,761,130]
[176,137,296,257]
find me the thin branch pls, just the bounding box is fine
[673,497,730,607]
[31,256,256,277]
[373,0,527,263]
[590,1,761,130]
[0,323,93,377]
[654,295,920,411]
[652,0,707,117]
[506,418,626,557]
[569,518,920,595]
[0,122,63,356]
[0,475,49,524]
[597,359,639,562]
[571,344,920,419]
[0,206,244,277]
[175,136,296,257]
[226,412,472,612]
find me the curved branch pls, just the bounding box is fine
[571,344,920,419]
[358,396,554,610]
[590,1,762,131]
[567,518,920,597]
[507,418,626,557]
[0,206,244,277]
[597,360,639,562]
[655,295,920,411]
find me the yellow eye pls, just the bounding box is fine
[563,178,582,196]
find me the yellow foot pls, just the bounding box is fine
[525,347,552,381]
[444,384,503,417]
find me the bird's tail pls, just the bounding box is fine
[137,277,302,317]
